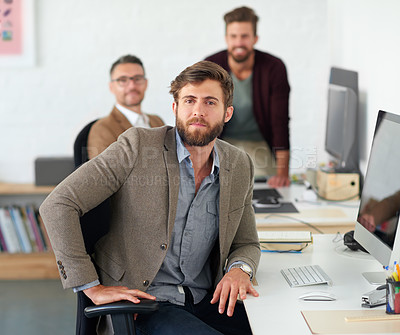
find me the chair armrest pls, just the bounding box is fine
[84,299,159,318]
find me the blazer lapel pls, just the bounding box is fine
[111,106,133,129]
[216,140,232,254]
[163,128,180,240]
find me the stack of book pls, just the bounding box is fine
[258,231,313,252]
[0,205,51,253]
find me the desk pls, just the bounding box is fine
[244,234,395,335]
[255,184,359,234]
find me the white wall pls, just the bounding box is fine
[328,0,400,173]
[6,0,390,183]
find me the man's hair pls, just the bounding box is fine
[224,6,259,36]
[109,54,145,76]
[169,61,233,108]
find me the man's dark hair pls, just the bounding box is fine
[169,61,233,109]
[224,6,259,36]
[110,54,145,76]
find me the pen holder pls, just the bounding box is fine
[386,278,400,314]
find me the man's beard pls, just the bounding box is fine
[228,47,252,63]
[176,114,225,147]
[124,90,144,107]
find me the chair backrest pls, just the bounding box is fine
[73,119,111,335]
[73,119,98,168]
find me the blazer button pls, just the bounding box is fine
[143,280,149,287]
[57,260,62,266]
[63,274,67,279]
[160,243,167,250]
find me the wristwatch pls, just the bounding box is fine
[230,263,253,279]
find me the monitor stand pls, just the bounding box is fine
[362,271,386,285]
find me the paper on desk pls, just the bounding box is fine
[301,310,400,334]
[258,231,312,252]
[258,230,312,242]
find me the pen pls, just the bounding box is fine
[385,266,392,279]
[396,263,400,296]
[390,261,399,281]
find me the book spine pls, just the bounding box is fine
[9,206,32,253]
[19,206,38,252]
[37,212,52,251]
[0,223,7,251]
[0,207,21,253]
[26,205,45,252]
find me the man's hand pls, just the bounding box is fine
[210,268,259,317]
[267,174,290,187]
[84,284,156,306]
[268,149,290,187]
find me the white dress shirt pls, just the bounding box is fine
[116,103,150,128]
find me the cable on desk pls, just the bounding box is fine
[332,232,343,243]
[262,214,325,234]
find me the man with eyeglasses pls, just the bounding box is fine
[87,54,164,159]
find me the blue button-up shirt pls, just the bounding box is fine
[146,131,220,305]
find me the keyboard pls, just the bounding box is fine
[281,265,333,287]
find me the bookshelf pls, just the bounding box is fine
[0,252,59,279]
[0,183,55,195]
[0,183,59,279]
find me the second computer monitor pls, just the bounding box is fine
[354,111,400,281]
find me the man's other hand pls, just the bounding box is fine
[210,268,259,317]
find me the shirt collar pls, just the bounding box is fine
[175,129,220,176]
[116,103,149,126]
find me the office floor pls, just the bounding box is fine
[0,279,76,334]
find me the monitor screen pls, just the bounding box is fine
[325,85,347,159]
[354,111,400,270]
[324,67,359,173]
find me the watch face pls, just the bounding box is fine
[242,264,251,272]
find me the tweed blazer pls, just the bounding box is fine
[40,126,260,291]
[87,106,164,159]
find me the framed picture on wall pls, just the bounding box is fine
[0,0,35,67]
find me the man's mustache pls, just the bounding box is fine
[187,117,209,127]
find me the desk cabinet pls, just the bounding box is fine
[0,183,59,279]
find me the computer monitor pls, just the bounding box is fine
[354,111,400,284]
[325,67,359,173]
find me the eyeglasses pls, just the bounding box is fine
[111,75,146,87]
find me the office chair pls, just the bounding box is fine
[73,119,97,168]
[73,120,158,335]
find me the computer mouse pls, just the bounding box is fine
[298,291,337,301]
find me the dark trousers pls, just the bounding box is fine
[135,288,252,335]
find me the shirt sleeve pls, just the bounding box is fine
[73,279,100,293]
[227,261,254,280]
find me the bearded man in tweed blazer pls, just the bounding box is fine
[40,61,260,335]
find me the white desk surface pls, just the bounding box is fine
[244,234,393,335]
[254,184,360,234]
